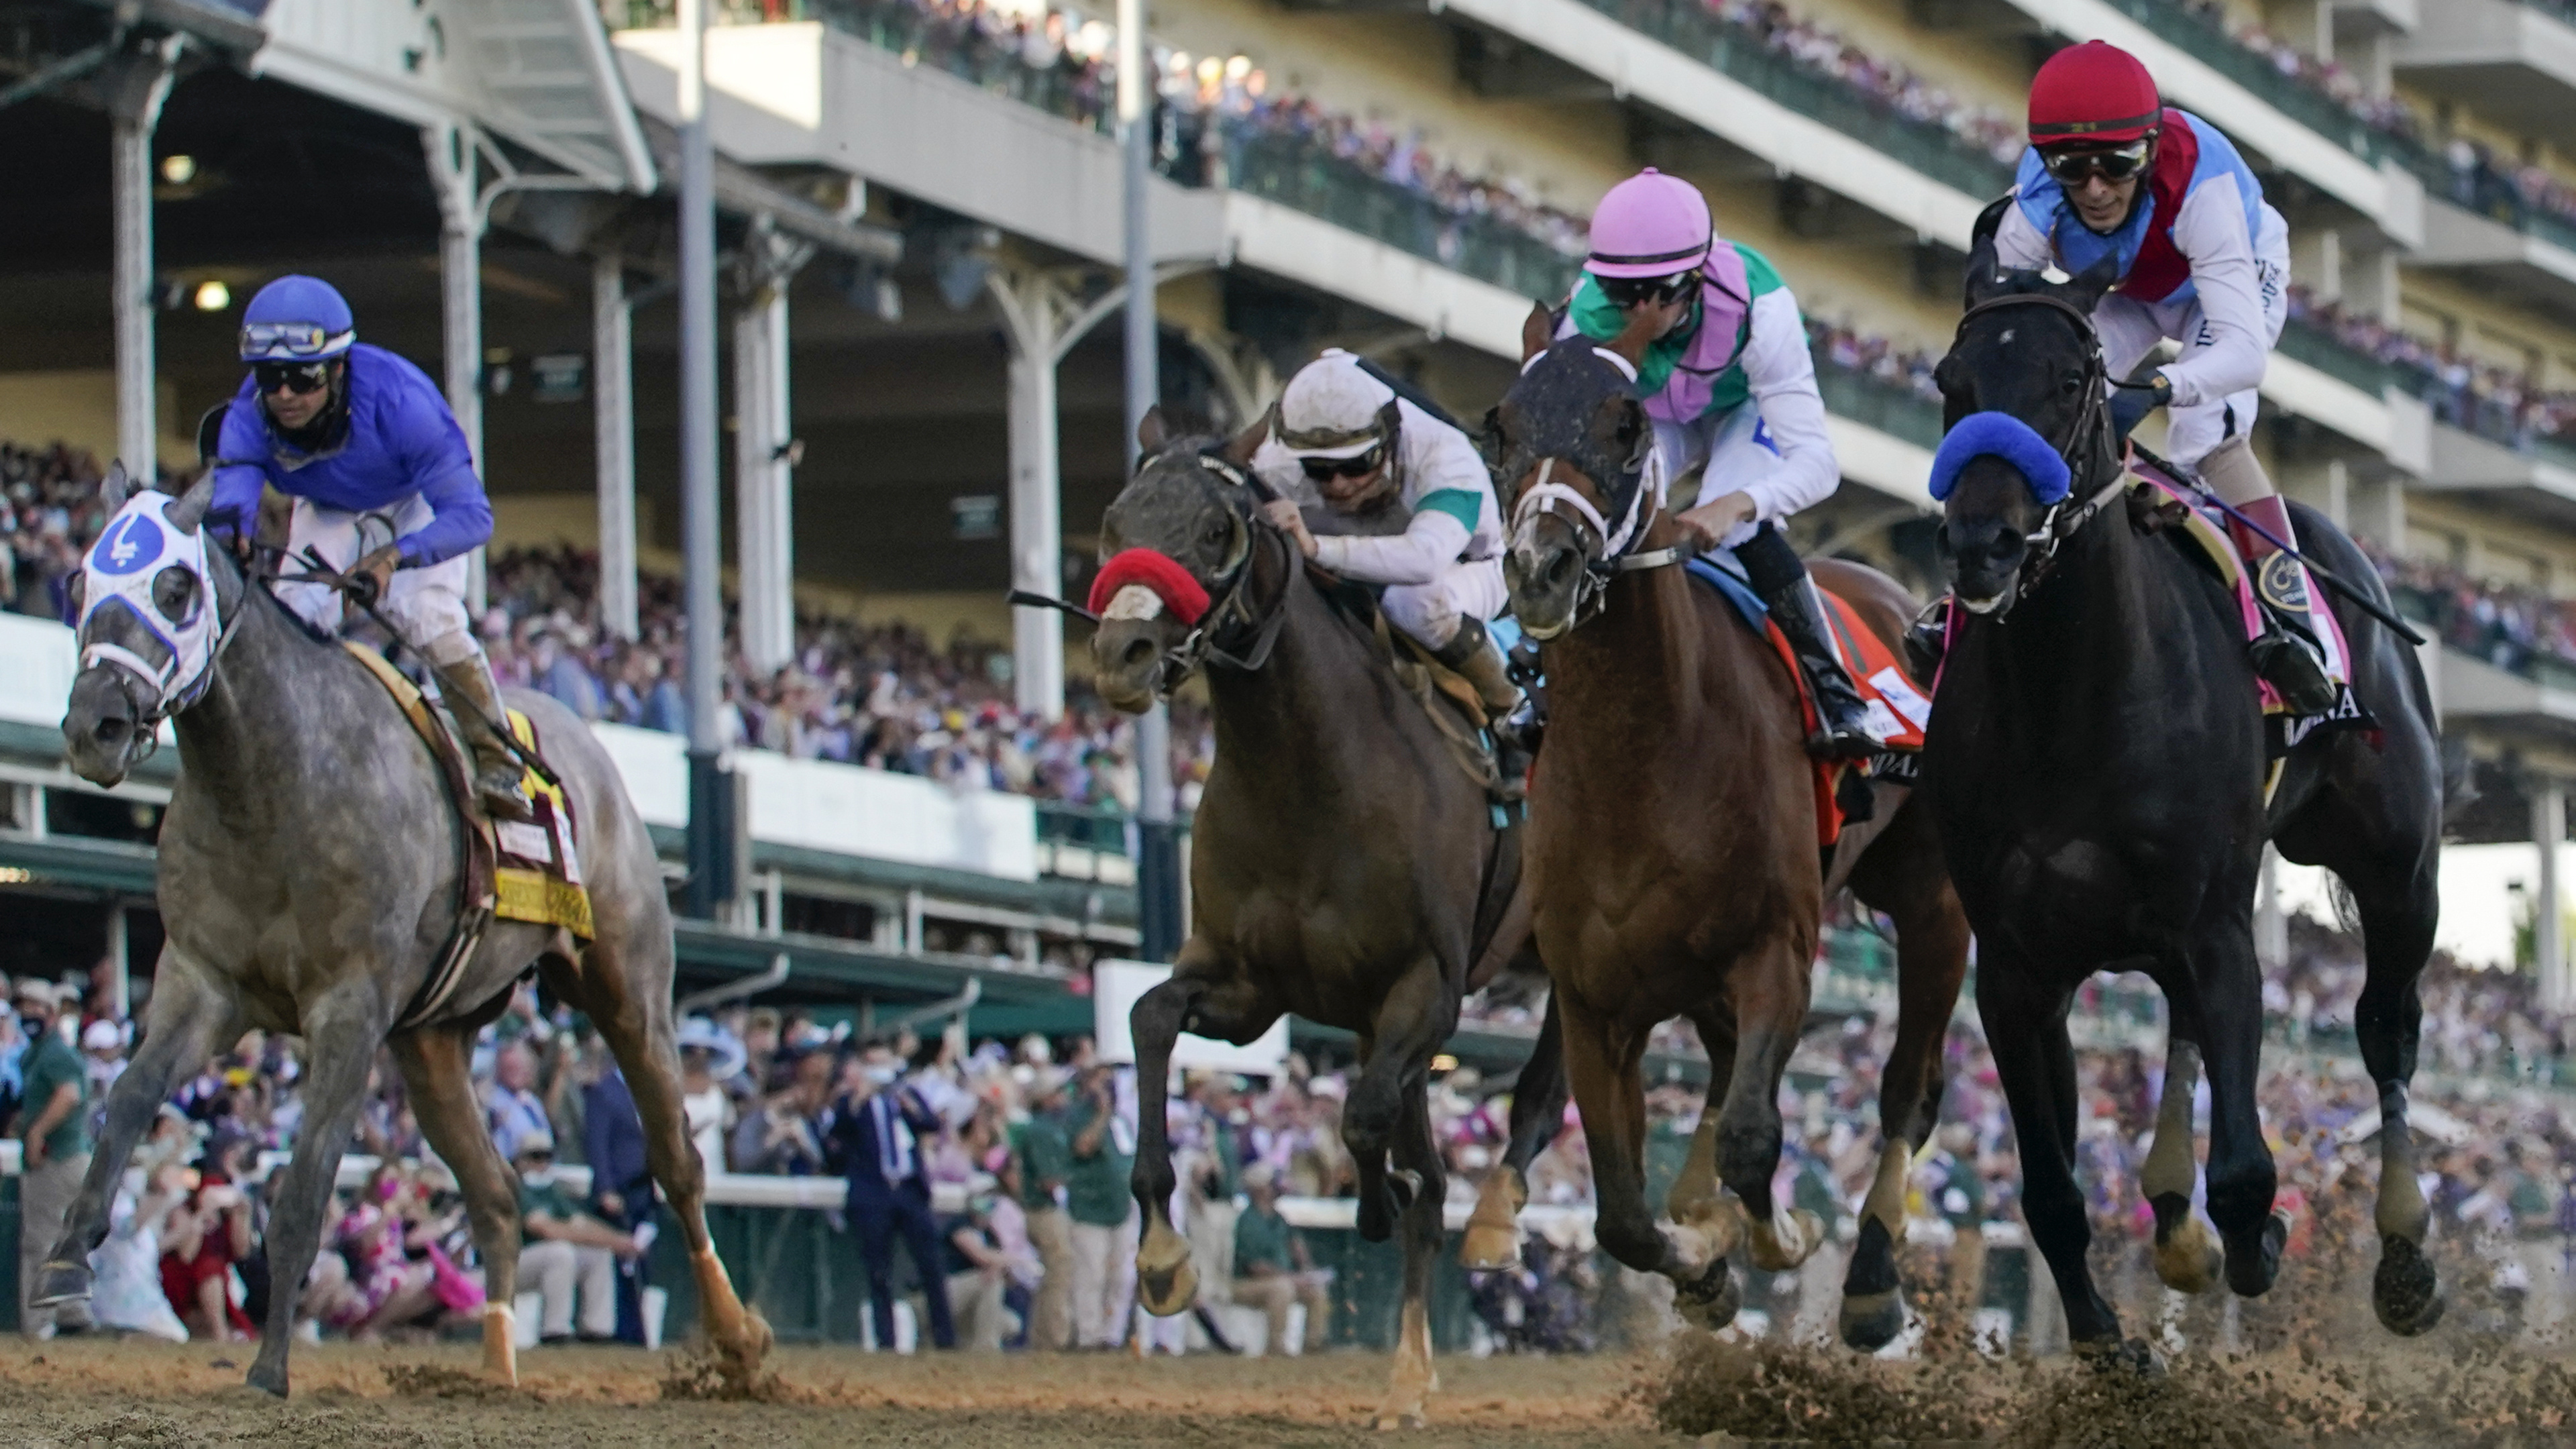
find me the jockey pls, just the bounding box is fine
[1566,167,1875,760]
[206,274,534,822]
[1998,39,2337,714]
[1252,350,1521,719]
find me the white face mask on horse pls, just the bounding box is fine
[76,487,227,718]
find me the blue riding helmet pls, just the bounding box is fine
[238,275,356,362]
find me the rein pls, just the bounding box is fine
[1948,291,2133,612]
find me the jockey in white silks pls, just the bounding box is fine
[1560,167,1876,759]
[1252,349,1521,718]
[1994,39,2338,715]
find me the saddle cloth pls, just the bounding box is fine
[341,643,596,942]
[1684,554,1929,847]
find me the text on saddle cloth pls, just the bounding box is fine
[1680,554,1929,848]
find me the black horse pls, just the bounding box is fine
[1924,228,2447,1360]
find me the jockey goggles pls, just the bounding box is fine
[239,319,354,360]
[2039,138,2153,186]
[1299,443,1386,481]
[1595,270,1698,309]
[254,360,333,396]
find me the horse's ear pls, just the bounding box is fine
[2064,252,2123,311]
[1476,405,1504,469]
[99,462,130,511]
[1963,194,2012,308]
[164,470,216,535]
[1521,301,1553,363]
[1618,396,1654,475]
[1137,405,1171,457]
[1222,402,1274,468]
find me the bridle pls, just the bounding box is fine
[1137,450,1303,696]
[74,507,250,763]
[1947,290,2139,613]
[1497,349,1689,633]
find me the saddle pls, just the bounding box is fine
[1316,571,1527,815]
[1682,555,1929,849]
[341,644,596,1030]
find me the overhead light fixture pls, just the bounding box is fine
[160,154,196,185]
[193,280,231,311]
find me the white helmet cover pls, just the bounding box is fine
[1278,349,1398,459]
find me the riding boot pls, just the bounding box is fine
[433,651,537,823]
[2200,438,2340,717]
[1434,617,1525,720]
[1735,523,1877,760]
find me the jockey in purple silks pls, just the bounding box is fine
[1563,167,1875,760]
[207,274,533,821]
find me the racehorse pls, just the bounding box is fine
[50,468,771,1395]
[1924,227,2447,1359]
[1487,308,1972,1347]
[1090,411,1546,1427]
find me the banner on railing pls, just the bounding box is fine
[1091,959,1289,1075]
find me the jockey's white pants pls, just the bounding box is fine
[275,492,478,664]
[2095,207,2290,469]
[1655,402,1777,551]
[1382,557,1506,653]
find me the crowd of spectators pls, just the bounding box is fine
[6,901,2572,1351]
[2286,286,2576,459]
[1685,0,2023,168]
[2363,534,2576,680]
[0,441,119,623]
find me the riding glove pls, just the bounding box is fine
[2108,373,2174,443]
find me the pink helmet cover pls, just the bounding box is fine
[1586,168,1713,278]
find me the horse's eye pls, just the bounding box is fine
[2061,370,2086,394]
[152,565,198,623]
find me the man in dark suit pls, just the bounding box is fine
[825,1051,957,1351]
[584,1057,656,1344]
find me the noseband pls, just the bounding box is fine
[1947,291,2137,614]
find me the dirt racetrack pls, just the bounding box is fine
[0,1338,1672,1448]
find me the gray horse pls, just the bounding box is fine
[48,466,769,1395]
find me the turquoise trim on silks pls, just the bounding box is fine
[1415,488,1485,533]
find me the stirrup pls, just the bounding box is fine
[2251,631,2339,718]
[1806,718,1879,763]
[477,769,537,823]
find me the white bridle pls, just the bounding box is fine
[75,491,228,716]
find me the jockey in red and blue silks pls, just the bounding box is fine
[1996,40,2338,716]
[207,274,533,820]
[1560,168,1876,761]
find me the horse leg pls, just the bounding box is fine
[389,1025,527,1384]
[2186,916,2286,1299]
[1842,825,1972,1350]
[34,958,235,1309]
[2138,1034,2223,1296]
[1714,943,1824,1275]
[1373,1073,1450,1430]
[2349,862,2444,1334]
[1559,994,1736,1326]
[1129,943,1271,1316]
[247,989,384,1397]
[1977,956,2129,1356]
[1343,957,1456,1246]
[1461,989,1566,1271]
[569,925,773,1380]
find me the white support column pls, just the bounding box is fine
[104,902,129,1022]
[990,264,1127,720]
[2255,845,2288,971]
[425,123,488,615]
[2322,458,2349,532]
[594,252,639,641]
[732,215,810,677]
[107,47,178,481]
[2540,782,2569,1011]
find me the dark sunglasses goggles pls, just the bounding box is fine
[254,361,333,396]
[1596,270,1699,309]
[2039,139,2153,186]
[1299,444,1387,482]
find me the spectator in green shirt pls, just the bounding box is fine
[1230,1165,1330,1354]
[1013,1069,1076,1350]
[513,1133,641,1342]
[1063,1064,1134,1348]
[15,979,92,1339]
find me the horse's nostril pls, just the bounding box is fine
[91,716,129,747]
[1120,637,1157,673]
[1543,549,1574,589]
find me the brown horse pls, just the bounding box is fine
[1482,311,1971,1346]
[1089,411,1529,1426]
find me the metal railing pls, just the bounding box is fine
[2373,135,2576,258]
[1566,0,2015,199]
[2093,0,2391,162]
[1813,361,1944,449]
[2274,315,2392,395]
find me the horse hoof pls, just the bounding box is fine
[245,1362,289,1399]
[1673,1260,1740,1332]
[1457,1223,1521,1272]
[27,1260,92,1309]
[2373,1236,2444,1336]
[2149,1206,2223,1297]
[1746,1208,1825,1273]
[2223,1209,2290,1298]
[1371,1409,1428,1432]
[1136,1255,1199,1318]
[1839,1289,1907,1353]
[2076,1337,2164,1378]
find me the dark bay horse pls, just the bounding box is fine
[1089,411,1554,1428]
[1488,310,1971,1348]
[52,469,769,1395]
[1925,236,2445,1359]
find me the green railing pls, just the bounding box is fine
[1813,362,1944,449]
[1568,0,2014,199]
[2371,129,2576,258]
[2274,315,2391,394]
[2096,0,2390,162]
[1221,131,1586,304]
